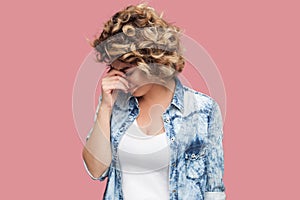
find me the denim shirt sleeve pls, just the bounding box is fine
[83,95,110,181]
[205,100,226,200]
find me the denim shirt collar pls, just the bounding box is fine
[119,76,184,113]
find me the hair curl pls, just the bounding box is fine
[89,3,185,79]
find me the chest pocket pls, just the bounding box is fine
[184,144,207,179]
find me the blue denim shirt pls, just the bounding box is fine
[84,76,226,200]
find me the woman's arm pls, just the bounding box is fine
[82,95,113,180]
[205,100,226,200]
[82,67,129,180]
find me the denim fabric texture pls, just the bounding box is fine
[84,76,226,200]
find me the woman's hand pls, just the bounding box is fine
[100,68,130,109]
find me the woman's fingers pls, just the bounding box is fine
[103,69,130,89]
[99,68,131,107]
[100,68,130,107]
[103,79,129,92]
[102,76,129,89]
[102,75,129,93]
[107,68,127,78]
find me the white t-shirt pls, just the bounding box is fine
[118,119,170,200]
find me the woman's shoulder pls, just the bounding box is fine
[183,85,216,103]
[182,85,217,112]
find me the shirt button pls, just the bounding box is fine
[172,162,176,167]
[164,118,170,123]
[172,189,176,193]
[191,153,196,158]
[171,136,175,142]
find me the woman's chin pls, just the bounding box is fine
[128,84,152,97]
[130,88,143,97]
[130,90,140,97]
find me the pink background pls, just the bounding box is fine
[1,0,299,199]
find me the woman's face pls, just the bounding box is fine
[109,60,154,97]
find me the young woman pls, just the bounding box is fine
[82,3,226,200]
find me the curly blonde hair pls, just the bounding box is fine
[89,3,185,79]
